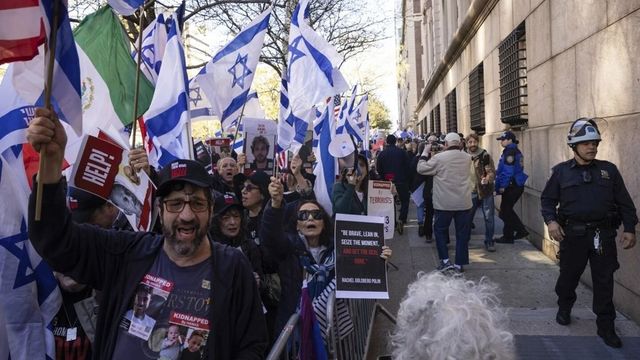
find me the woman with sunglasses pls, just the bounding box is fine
[262,176,392,339]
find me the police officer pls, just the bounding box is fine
[494,131,529,243]
[540,118,638,348]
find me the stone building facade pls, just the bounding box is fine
[398,0,640,322]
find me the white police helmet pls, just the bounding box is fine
[567,118,601,146]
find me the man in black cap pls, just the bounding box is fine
[376,134,411,234]
[494,131,529,244]
[26,108,267,359]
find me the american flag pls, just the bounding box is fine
[0,0,45,65]
[277,149,288,171]
[333,94,341,118]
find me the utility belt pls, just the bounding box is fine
[559,217,618,231]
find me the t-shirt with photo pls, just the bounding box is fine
[112,250,212,359]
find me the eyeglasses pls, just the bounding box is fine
[163,198,209,213]
[582,170,592,184]
[297,209,322,221]
[242,184,260,192]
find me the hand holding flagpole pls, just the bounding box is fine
[35,0,61,221]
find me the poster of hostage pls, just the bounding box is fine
[242,118,277,175]
[334,214,389,299]
[70,133,155,231]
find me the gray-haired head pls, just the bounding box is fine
[391,271,515,360]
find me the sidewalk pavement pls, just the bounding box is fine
[366,206,640,359]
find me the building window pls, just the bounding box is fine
[434,104,441,134]
[498,22,527,126]
[430,109,435,133]
[469,62,485,134]
[445,89,457,133]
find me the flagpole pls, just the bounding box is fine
[130,7,146,150]
[35,0,61,221]
[230,99,249,152]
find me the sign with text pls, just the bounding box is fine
[71,135,123,200]
[367,180,395,240]
[334,213,388,299]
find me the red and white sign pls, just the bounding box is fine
[169,311,210,331]
[0,0,45,65]
[367,180,395,240]
[71,135,123,200]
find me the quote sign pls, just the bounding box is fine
[334,213,388,299]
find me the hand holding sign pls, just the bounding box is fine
[129,147,151,176]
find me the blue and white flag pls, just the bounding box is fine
[194,7,272,131]
[312,104,335,216]
[286,0,348,113]
[140,16,191,168]
[351,95,370,150]
[276,78,313,154]
[335,85,357,135]
[17,0,83,136]
[0,66,35,154]
[132,13,168,84]
[107,0,144,16]
[0,150,62,360]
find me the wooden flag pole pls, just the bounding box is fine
[130,7,145,150]
[35,0,61,221]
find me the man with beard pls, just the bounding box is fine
[466,133,497,252]
[248,135,273,173]
[26,108,267,359]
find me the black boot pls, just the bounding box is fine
[555,309,571,326]
[597,328,622,348]
[418,225,425,237]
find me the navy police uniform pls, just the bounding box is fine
[541,158,638,331]
[495,143,529,240]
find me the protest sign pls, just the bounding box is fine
[334,213,388,299]
[242,118,277,175]
[70,135,123,200]
[367,180,395,240]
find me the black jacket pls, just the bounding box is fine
[376,144,410,183]
[28,180,267,359]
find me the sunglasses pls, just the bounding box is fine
[163,198,209,213]
[242,184,260,192]
[297,209,323,221]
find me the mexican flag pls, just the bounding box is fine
[73,5,154,146]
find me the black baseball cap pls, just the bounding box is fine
[68,187,107,224]
[213,193,243,217]
[156,159,213,197]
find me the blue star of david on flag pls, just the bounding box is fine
[286,36,306,80]
[189,86,203,107]
[0,219,57,296]
[353,109,362,122]
[228,53,253,89]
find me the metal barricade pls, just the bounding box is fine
[266,292,397,360]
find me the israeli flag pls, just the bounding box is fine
[351,94,370,150]
[276,78,313,154]
[0,150,62,360]
[108,0,144,16]
[194,7,272,131]
[132,13,168,84]
[0,66,34,154]
[140,16,191,168]
[286,0,348,113]
[18,0,83,136]
[312,104,335,216]
[335,85,358,135]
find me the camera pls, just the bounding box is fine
[430,142,444,153]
